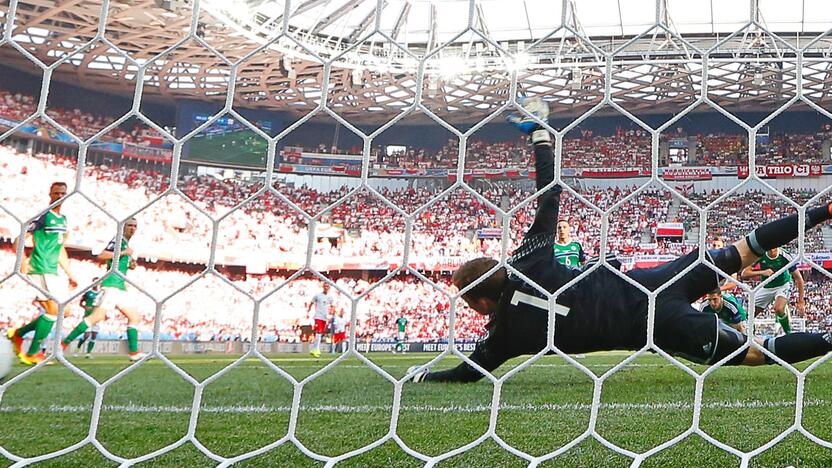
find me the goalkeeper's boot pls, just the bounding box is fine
[6,328,23,356]
[506,97,549,134]
[128,351,146,362]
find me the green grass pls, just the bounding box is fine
[187,130,269,168]
[2,352,832,467]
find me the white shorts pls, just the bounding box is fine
[28,273,69,302]
[397,331,405,341]
[754,283,792,310]
[100,287,131,311]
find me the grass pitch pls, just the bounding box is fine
[2,351,832,467]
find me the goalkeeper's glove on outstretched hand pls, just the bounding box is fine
[506,96,549,134]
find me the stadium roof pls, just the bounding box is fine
[2,0,832,123]
[218,0,832,45]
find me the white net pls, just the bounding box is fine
[2,0,832,465]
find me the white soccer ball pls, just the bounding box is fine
[0,335,14,380]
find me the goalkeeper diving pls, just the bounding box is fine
[409,98,832,383]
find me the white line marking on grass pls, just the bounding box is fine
[1,399,825,415]
[273,363,673,369]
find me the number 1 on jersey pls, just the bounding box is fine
[510,291,570,316]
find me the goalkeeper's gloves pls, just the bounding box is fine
[406,365,429,383]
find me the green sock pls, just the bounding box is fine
[776,313,791,334]
[16,317,40,337]
[27,315,56,356]
[127,327,138,353]
[63,320,89,345]
[76,338,85,351]
[86,339,95,354]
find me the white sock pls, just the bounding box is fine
[314,334,322,351]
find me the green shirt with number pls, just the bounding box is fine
[753,250,795,289]
[101,238,131,291]
[396,317,407,333]
[553,241,586,269]
[27,211,67,275]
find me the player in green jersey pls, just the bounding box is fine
[7,182,79,366]
[394,316,407,353]
[741,247,805,334]
[62,218,145,361]
[555,219,589,357]
[73,280,101,358]
[700,289,747,333]
[554,219,586,269]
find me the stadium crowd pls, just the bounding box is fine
[802,274,832,333]
[1,84,832,342]
[1,146,829,268]
[2,88,830,170]
[678,188,828,253]
[0,89,163,144]
[2,143,831,340]
[314,127,830,169]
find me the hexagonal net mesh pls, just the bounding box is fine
[3,0,832,465]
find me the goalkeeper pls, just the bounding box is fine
[410,98,832,383]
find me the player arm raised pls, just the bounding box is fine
[524,130,561,240]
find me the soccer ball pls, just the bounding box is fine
[0,336,13,380]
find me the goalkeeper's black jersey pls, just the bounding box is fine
[424,236,648,383]
[423,140,649,383]
[425,140,647,382]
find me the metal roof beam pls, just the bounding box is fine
[312,0,365,35]
[264,0,330,32]
[347,0,387,43]
[391,2,410,42]
[427,3,438,52]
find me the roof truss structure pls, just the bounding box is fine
[2,0,832,123]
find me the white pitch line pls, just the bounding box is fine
[273,363,672,369]
[0,399,824,415]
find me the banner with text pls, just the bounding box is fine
[738,164,823,178]
[662,168,713,181]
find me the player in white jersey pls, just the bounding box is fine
[307,283,333,358]
[331,310,348,354]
